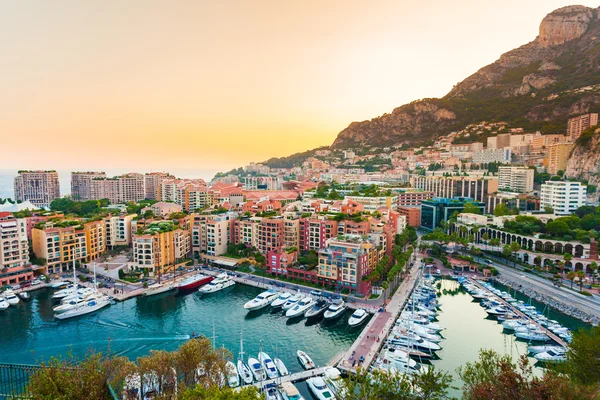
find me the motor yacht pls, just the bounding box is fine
[388,335,441,352]
[380,348,418,370]
[263,382,283,400]
[534,349,567,363]
[306,377,336,400]
[323,367,343,395]
[61,288,95,303]
[0,296,9,311]
[48,281,69,289]
[3,290,20,306]
[281,294,303,311]
[528,345,566,355]
[348,308,369,327]
[323,301,346,320]
[271,292,292,308]
[304,299,329,318]
[280,382,304,400]
[285,297,315,318]
[243,290,279,311]
[143,282,175,297]
[18,291,30,301]
[54,293,105,314]
[247,357,266,381]
[52,285,77,300]
[176,273,213,291]
[274,357,289,376]
[198,273,235,294]
[226,361,239,388]
[297,350,315,370]
[258,352,279,379]
[514,328,549,342]
[55,295,111,320]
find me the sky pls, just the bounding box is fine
[1,0,598,174]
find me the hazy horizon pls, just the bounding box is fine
[1,0,598,172]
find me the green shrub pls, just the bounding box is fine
[580,290,593,297]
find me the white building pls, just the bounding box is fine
[472,148,512,164]
[540,181,586,215]
[498,166,534,193]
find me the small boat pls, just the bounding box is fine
[274,357,289,376]
[247,357,266,381]
[3,290,19,306]
[55,296,110,320]
[305,299,329,318]
[18,291,30,301]
[514,329,549,342]
[143,282,175,297]
[48,281,69,289]
[176,274,213,291]
[271,292,291,308]
[237,334,253,385]
[534,349,567,363]
[323,367,343,395]
[280,381,304,400]
[285,297,315,318]
[348,309,369,327]
[282,294,303,311]
[244,290,279,311]
[263,382,283,400]
[0,297,9,311]
[297,350,315,370]
[323,301,346,320]
[226,361,240,388]
[258,352,279,379]
[198,273,235,294]
[306,377,336,400]
[528,345,566,355]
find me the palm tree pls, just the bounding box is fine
[589,261,598,286]
[509,242,521,267]
[567,271,576,289]
[482,233,489,251]
[576,270,586,292]
[563,253,573,277]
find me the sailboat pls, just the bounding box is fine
[143,266,176,297]
[55,260,110,320]
[237,332,253,385]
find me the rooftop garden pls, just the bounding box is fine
[35,219,84,230]
[137,221,177,235]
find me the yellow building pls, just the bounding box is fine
[547,143,574,175]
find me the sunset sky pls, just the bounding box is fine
[1,0,597,173]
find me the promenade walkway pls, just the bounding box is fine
[337,250,423,374]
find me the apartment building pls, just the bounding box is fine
[472,148,512,164]
[104,214,136,248]
[547,143,574,175]
[397,206,421,227]
[145,202,183,218]
[14,170,60,208]
[540,181,587,215]
[144,172,174,200]
[256,218,285,255]
[396,190,433,207]
[420,197,486,231]
[317,236,380,295]
[129,223,190,276]
[343,196,397,211]
[530,134,570,151]
[283,218,300,249]
[233,218,259,248]
[486,193,540,214]
[568,113,598,141]
[118,173,145,203]
[90,178,120,204]
[412,176,498,203]
[299,218,338,251]
[206,219,229,256]
[71,172,107,200]
[190,213,235,257]
[0,213,32,286]
[498,166,534,193]
[486,133,511,149]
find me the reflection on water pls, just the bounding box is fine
[0,284,359,376]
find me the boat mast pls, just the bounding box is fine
[239,331,245,361]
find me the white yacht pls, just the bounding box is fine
[48,281,69,289]
[264,382,283,400]
[323,367,343,395]
[3,290,20,306]
[52,285,77,300]
[271,292,292,308]
[0,296,9,311]
[18,291,30,301]
[281,294,303,311]
[280,382,304,400]
[243,290,278,311]
[274,357,289,376]
[306,377,336,400]
[528,345,566,355]
[297,350,315,370]
[258,352,279,379]
[534,349,567,363]
[198,273,235,294]
[226,361,240,388]
[237,334,253,385]
[348,308,369,327]
[247,357,266,381]
[285,297,315,318]
[61,288,95,303]
[55,295,111,320]
[323,301,346,320]
[143,282,175,297]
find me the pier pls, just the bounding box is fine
[250,367,328,389]
[467,278,569,348]
[337,250,424,374]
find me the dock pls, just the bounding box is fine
[250,367,327,389]
[336,251,424,374]
[468,278,569,348]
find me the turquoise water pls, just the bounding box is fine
[0,284,360,374]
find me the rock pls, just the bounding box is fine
[522,73,556,90]
[538,6,594,48]
[539,61,562,71]
[566,128,600,187]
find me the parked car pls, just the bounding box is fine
[11,284,21,290]
[276,282,285,287]
[20,280,32,288]
[31,279,42,286]
[310,290,322,296]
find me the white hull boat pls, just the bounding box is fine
[297,350,315,370]
[48,281,69,289]
[52,285,77,300]
[307,377,336,400]
[143,283,175,297]
[226,361,240,388]
[0,297,9,311]
[243,290,278,311]
[348,309,369,327]
[55,296,110,320]
[323,302,346,320]
[4,290,19,306]
[271,292,292,308]
[18,291,30,301]
[534,349,567,363]
[237,359,253,385]
[285,297,315,318]
[281,381,304,400]
[282,294,303,311]
[274,357,289,376]
[198,273,235,294]
[247,357,266,381]
[528,345,566,355]
[258,352,279,379]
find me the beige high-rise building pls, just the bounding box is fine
[144,172,174,200]
[129,222,190,276]
[498,166,535,193]
[88,173,145,204]
[14,170,60,208]
[71,171,107,201]
[568,113,598,142]
[90,178,120,204]
[547,143,574,175]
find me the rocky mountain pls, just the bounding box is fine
[566,127,600,185]
[332,5,600,149]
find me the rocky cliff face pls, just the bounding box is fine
[331,5,600,149]
[566,128,600,185]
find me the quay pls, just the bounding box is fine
[251,367,327,389]
[337,249,424,374]
[467,278,569,348]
